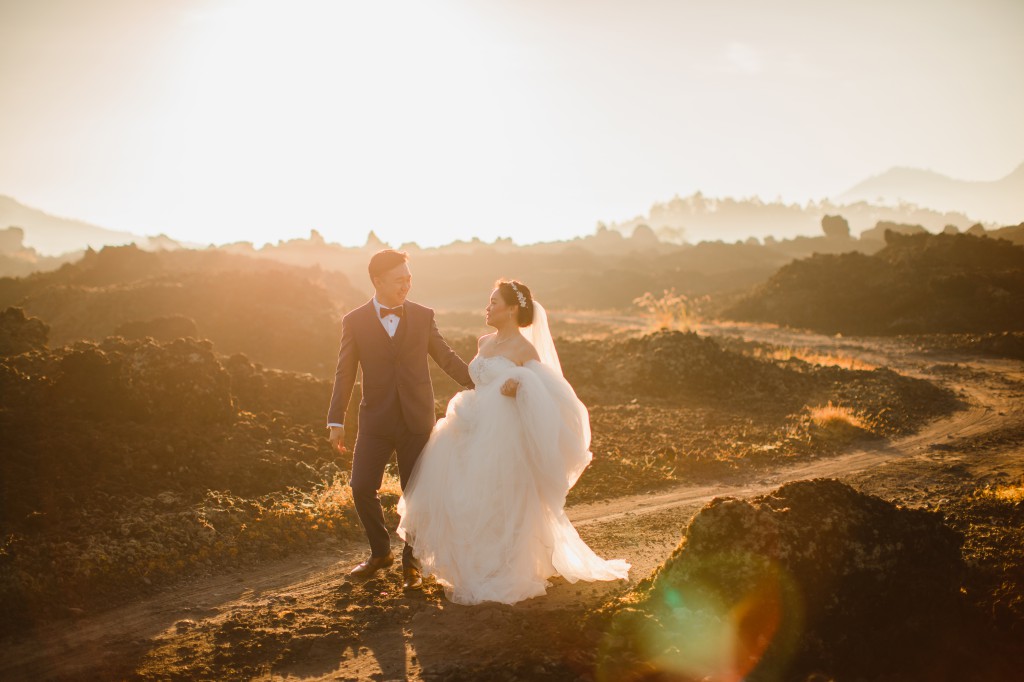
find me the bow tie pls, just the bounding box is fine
[379,305,404,318]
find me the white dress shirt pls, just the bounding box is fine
[373,297,402,338]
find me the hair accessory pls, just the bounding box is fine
[509,282,528,307]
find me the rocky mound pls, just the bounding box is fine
[0,323,962,641]
[0,306,48,356]
[909,331,1024,361]
[725,232,1024,335]
[956,332,1024,360]
[0,337,347,511]
[559,330,957,436]
[562,330,801,406]
[942,489,1024,649]
[596,479,993,681]
[114,314,199,342]
[0,244,365,375]
[0,336,357,634]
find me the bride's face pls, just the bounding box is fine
[485,288,515,328]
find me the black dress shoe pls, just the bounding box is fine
[402,564,423,590]
[349,552,395,579]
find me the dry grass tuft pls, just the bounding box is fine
[633,288,695,332]
[764,345,877,371]
[809,401,867,430]
[379,472,404,498]
[807,401,872,445]
[979,478,1024,503]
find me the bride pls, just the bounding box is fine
[397,279,630,605]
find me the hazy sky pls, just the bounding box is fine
[1,0,1021,247]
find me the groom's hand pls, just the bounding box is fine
[500,379,519,397]
[329,425,347,453]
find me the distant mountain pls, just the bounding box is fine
[0,195,168,256]
[837,163,1024,224]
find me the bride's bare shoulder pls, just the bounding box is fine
[478,332,495,349]
[513,337,541,365]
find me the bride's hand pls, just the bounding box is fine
[500,378,519,397]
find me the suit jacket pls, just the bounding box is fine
[327,299,473,435]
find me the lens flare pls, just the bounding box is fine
[598,552,802,681]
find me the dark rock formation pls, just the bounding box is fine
[113,314,199,342]
[820,215,850,240]
[0,226,25,253]
[860,220,929,244]
[224,352,331,427]
[558,331,956,436]
[0,307,48,356]
[51,337,235,424]
[601,479,971,681]
[0,334,350,634]
[726,232,1024,334]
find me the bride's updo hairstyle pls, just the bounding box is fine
[496,279,534,327]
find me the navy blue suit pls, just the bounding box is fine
[327,299,473,560]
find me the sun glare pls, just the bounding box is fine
[2,0,1021,249]
[156,0,550,247]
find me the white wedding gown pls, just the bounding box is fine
[397,352,630,605]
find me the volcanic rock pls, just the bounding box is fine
[726,232,1024,334]
[0,307,48,356]
[605,479,967,681]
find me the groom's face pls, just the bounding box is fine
[373,262,412,307]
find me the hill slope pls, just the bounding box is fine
[0,245,365,375]
[724,232,1024,335]
[0,195,163,256]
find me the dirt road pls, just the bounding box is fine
[3,326,1022,681]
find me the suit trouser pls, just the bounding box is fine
[350,420,430,564]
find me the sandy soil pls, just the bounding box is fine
[2,324,1022,681]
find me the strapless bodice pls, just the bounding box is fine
[468,354,517,387]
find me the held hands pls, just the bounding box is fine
[328,425,347,454]
[500,378,519,397]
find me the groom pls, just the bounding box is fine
[327,249,474,590]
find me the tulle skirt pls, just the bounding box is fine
[397,360,629,605]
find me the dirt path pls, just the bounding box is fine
[2,328,1022,681]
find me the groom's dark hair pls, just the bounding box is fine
[368,249,409,282]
